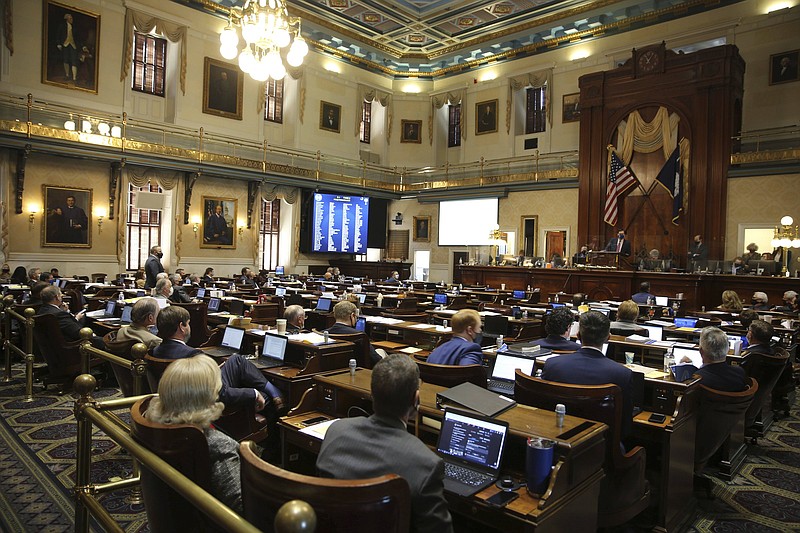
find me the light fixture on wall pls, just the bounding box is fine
[219,0,309,82]
[96,207,107,233]
[28,206,38,230]
[192,216,201,238]
[771,215,800,275]
[238,223,245,236]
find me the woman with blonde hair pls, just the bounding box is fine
[719,290,743,312]
[147,354,242,513]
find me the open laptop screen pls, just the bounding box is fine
[433,293,448,305]
[228,299,245,316]
[491,353,535,380]
[275,287,287,297]
[483,315,509,336]
[196,288,206,298]
[642,325,663,341]
[356,293,367,304]
[437,409,508,472]
[655,296,669,307]
[120,305,133,324]
[674,317,698,328]
[221,327,245,349]
[355,316,367,332]
[104,300,117,317]
[207,297,221,312]
[262,332,288,361]
[512,290,525,299]
[315,297,332,312]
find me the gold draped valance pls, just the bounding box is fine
[430,90,466,145]
[356,84,393,142]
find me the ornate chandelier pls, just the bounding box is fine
[219,0,309,82]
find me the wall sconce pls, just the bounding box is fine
[192,216,201,238]
[28,206,38,230]
[238,221,246,236]
[95,207,107,233]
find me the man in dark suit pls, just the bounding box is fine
[238,267,257,288]
[740,320,776,378]
[326,301,381,364]
[688,235,708,269]
[204,204,229,245]
[152,306,284,412]
[283,305,306,334]
[317,354,453,533]
[144,245,164,289]
[168,273,192,303]
[605,229,631,257]
[528,308,580,351]
[692,327,747,392]
[38,285,104,348]
[542,311,633,436]
[427,309,484,366]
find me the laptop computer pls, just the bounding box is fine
[642,325,663,341]
[487,352,536,395]
[655,296,669,307]
[136,289,146,297]
[674,317,698,329]
[512,290,525,299]
[207,297,221,312]
[88,300,117,318]
[433,293,448,305]
[275,266,285,275]
[315,297,332,312]
[483,315,509,337]
[356,293,367,304]
[275,286,287,297]
[105,305,134,326]
[251,332,289,369]
[228,299,245,317]
[436,408,510,497]
[196,288,206,298]
[202,326,246,357]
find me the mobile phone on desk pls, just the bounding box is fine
[486,490,519,508]
[648,413,667,424]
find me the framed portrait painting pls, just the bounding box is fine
[41,0,100,93]
[769,50,799,85]
[475,99,498,135]
[413,216,430,242]
[202,57,243,120]
[320,101,341,133]
[401,120,422,143]
[201,196,237,249]
[562,93,581,123]
[42,185,92,248]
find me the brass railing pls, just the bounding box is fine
[1,296,35,401]
[731,124,800,165]
[0,91,579,193]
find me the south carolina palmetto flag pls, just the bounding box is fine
[603,152,639,226]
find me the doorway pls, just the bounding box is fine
[520,215,538,257]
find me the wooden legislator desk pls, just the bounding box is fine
[281,369,608,532]
[457,266,799,311]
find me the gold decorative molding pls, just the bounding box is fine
[732,149,800,165]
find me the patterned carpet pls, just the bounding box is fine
[0,362,797,532]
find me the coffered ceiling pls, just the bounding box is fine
[176,0,742,76]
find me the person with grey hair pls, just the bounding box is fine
[777,290,799,313]
[169,273,192,303]
[742,243,760,271]
[751,292,771,311]
[327,300,381,364]
[154,277,173,302]
[27,267,42,287]
[115,297,162,349]
[692,327,747,392]
[283,304,306,334]
[38,284,105,348]
[148,354,242,513]
[317,354,453,533]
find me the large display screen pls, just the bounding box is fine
[312,194,369,253]
[438,198,499,246]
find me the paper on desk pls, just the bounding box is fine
[479,311,501,316]
[289,332,327,344]
[626,334,652,343]
[249,329,267,336]
[537,353,564,362]
[625,363,653,374]
[645,320,674,327]
[399,347,423,354]
[435,326,452,332]
[645,370,669,379]
[299,418,340,440]
[651,341,676,348]
[408,323,435,329]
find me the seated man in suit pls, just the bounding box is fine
[691,327,748,392]
[542,311,633,436]
[384,270,400,284]
[426,309,484,366]
[326,300,381,364]
[154,276,172,303]
[776,290,799,314]
[610,300,642,335]
[115,297,162,350]
[152,306,285,413]
[631,281,655,304]
[283,304,306,334]
[38,285,105,348]
[239,267,257,288]
[529,308,580,351]
[741,319,776,378]
[317,354,453,533]
[168,273,192,303]
[201,267,215,286]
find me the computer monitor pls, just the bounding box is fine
[262,332,288,360]
[275,266,285,275]
[551,303,566,309]
[315,297,332,312]
[483,315,509,336]
[196,288,206,298]
[751,260,776,276]
[228,299,245,316]
[207,297,221,312]
[356,293,367,304]
[104,300,117,317]
[674,317,698,328]
[433,293,448,305]
[275,287,287,297]
[120,305,133,324]
[655,296,669,307]
[512,290,525,299]
[136,289,146,297]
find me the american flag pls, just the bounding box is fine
[603,153,638,226]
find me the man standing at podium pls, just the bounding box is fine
[605,229,631,257]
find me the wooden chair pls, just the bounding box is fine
[102,331,151,397]
[144,353,174,393]
[239,440,411,533]
[130,396,222,533]
[610,325,648,337]
[170,302,214,347]
[513,372,650,527]
[416,360,486,388]
[695,378,758,473]
[313,329,371,368]
[744,348,789,441]
[32,313,94,391]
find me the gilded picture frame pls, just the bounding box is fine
[562,93,581,123]
[42,0,100,93]
[201,196,237,249]
[401,120,422,143]
[475,99,498,135]
[320,101,342,133]
[202,57,244,120]
[413,216,431,242]
[42,185,92,248]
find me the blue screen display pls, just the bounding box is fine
[312,194,369,253]
[512,290,525,298]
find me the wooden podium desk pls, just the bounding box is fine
[280,369,607,532]
[367,319,453,349]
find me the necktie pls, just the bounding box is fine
[617,239,622,253]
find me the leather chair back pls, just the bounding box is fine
[103,331,150,397]
[239,440,411,533]
[317,330,371,369]
[130,396,219,532]
[416,360,485,388]
[744,347,788,429]
[144,354,174,392]
[32,312,82,379]
[695,378,758,471]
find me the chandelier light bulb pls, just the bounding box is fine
[220,44,238,60]
[64,120,75,131]
[97,122,110,135]
[286,49,303,67]
[81,120,92,133]
[271,62,286,80]
[238,49,255,72]
[781,215,794,226]
[220,26,239,48]
[110,126,122,138]
[291,35,309,57]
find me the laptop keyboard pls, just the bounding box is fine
[444,463,491,486]
[487,379,514,392]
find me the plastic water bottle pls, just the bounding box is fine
[323,331,329,343]
[442,320,448,329]
[523,310,528,319]
[118,291,124,303]
[663,347,675,374]
[376,293,384,307]
[555,404,566,428]
[349,358,357,378]
[496,335,504,351]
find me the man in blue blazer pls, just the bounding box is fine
[317,354,453,533]
[529,308,580,351]
[427,309,484,366]
[152,306,284,412]
[542,311,633,436]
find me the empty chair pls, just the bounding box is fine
[514,371,650,527]
[239,440,410,533]
[416,359,486,388]
[694,378,758,474]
